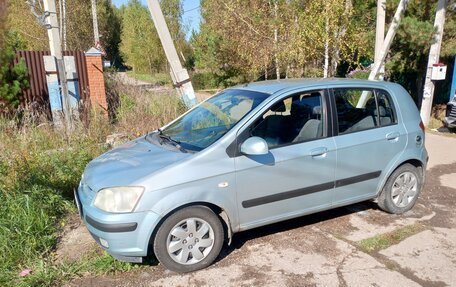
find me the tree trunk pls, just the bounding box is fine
[273,1,280,79]
[265,63,268,80]
[324,39,329,78]
[323,8,329,78]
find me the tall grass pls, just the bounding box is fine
[0,82,186,286]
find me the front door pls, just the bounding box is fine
[234,90,337,230]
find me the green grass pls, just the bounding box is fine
[357,224,425,253]
[0,122,109,286]
[0,83,186,286]
[126,71,171,86]
[16,251,142,287]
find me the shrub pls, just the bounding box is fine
[0,32,29,112]
[191,72,220,90]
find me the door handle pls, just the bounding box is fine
[386,132,400,141]
[310,147,328,157]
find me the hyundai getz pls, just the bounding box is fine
[76,79,427,272]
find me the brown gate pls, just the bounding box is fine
[14,51,90,113]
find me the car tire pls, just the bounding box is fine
[377,163,423,214]
[153,206,224,272]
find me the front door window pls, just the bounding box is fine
[251,91,326,148]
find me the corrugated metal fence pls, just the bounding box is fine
[14,51,89,113]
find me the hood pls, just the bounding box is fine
[83,137,192,192]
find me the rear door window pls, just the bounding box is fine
[333,88,397,135]
[334,89,377,134]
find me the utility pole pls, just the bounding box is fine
[420,0,447,126]
[146,0,197,108]
[369,0,409,81]
[374,0,386,80]
[91,0,100,45]
[43,0,72,129]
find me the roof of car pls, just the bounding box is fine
[231,78,397,95]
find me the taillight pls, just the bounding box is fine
[419,120,425,132]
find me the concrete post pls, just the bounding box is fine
[420,0,447,126]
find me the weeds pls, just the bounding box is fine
[0,82,186,286]
[125,71,171,86]
[357,224,425,253]
[16,251,141,287]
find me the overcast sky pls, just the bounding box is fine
[112,0,201,40]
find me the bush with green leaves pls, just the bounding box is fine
[0,32,29,111]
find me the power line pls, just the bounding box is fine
[183,6,200,14]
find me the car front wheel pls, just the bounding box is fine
[153,206,224,272]
[377,163,423,214]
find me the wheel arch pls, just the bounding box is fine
[147,201,233,258]
[375,157,425,198]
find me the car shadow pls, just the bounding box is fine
[216,201,377,263]
[142,201,378,268]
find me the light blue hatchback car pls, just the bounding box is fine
[76,79,427,272]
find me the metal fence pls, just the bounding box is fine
[14,51,89,113]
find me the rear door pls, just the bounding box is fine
[234,89,337,230]
[331,87,407,205]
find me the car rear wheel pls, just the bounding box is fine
[377,163,423,214]
[153,206,224,272]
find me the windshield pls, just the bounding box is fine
[161,89,270,151]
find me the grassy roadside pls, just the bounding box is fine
[125,71,171,86]
[0,81,186,286]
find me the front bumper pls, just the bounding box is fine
[444,116,456,128]
[75,185,162,261]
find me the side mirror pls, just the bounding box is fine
[240,137,269,155]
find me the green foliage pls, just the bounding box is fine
[97,0,123,66]
[0,31,29,110]
[0,122,107,286]
[126,71,172,86]
[6,0,123,65]
[385,0,456,103]
[441,4,456,57]
[120,0,188,74]
[120,0,164,73]
[191,72,220,90]
[193,0,371,85]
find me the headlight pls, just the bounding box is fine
[93,187,144,213]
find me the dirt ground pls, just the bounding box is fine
[65,132,456,287]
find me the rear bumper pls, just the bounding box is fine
[75,186,162,261]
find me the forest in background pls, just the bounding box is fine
[1,0,456,106]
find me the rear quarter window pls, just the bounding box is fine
[375,89,397,126]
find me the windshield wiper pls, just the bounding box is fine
[156,129,186,152]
